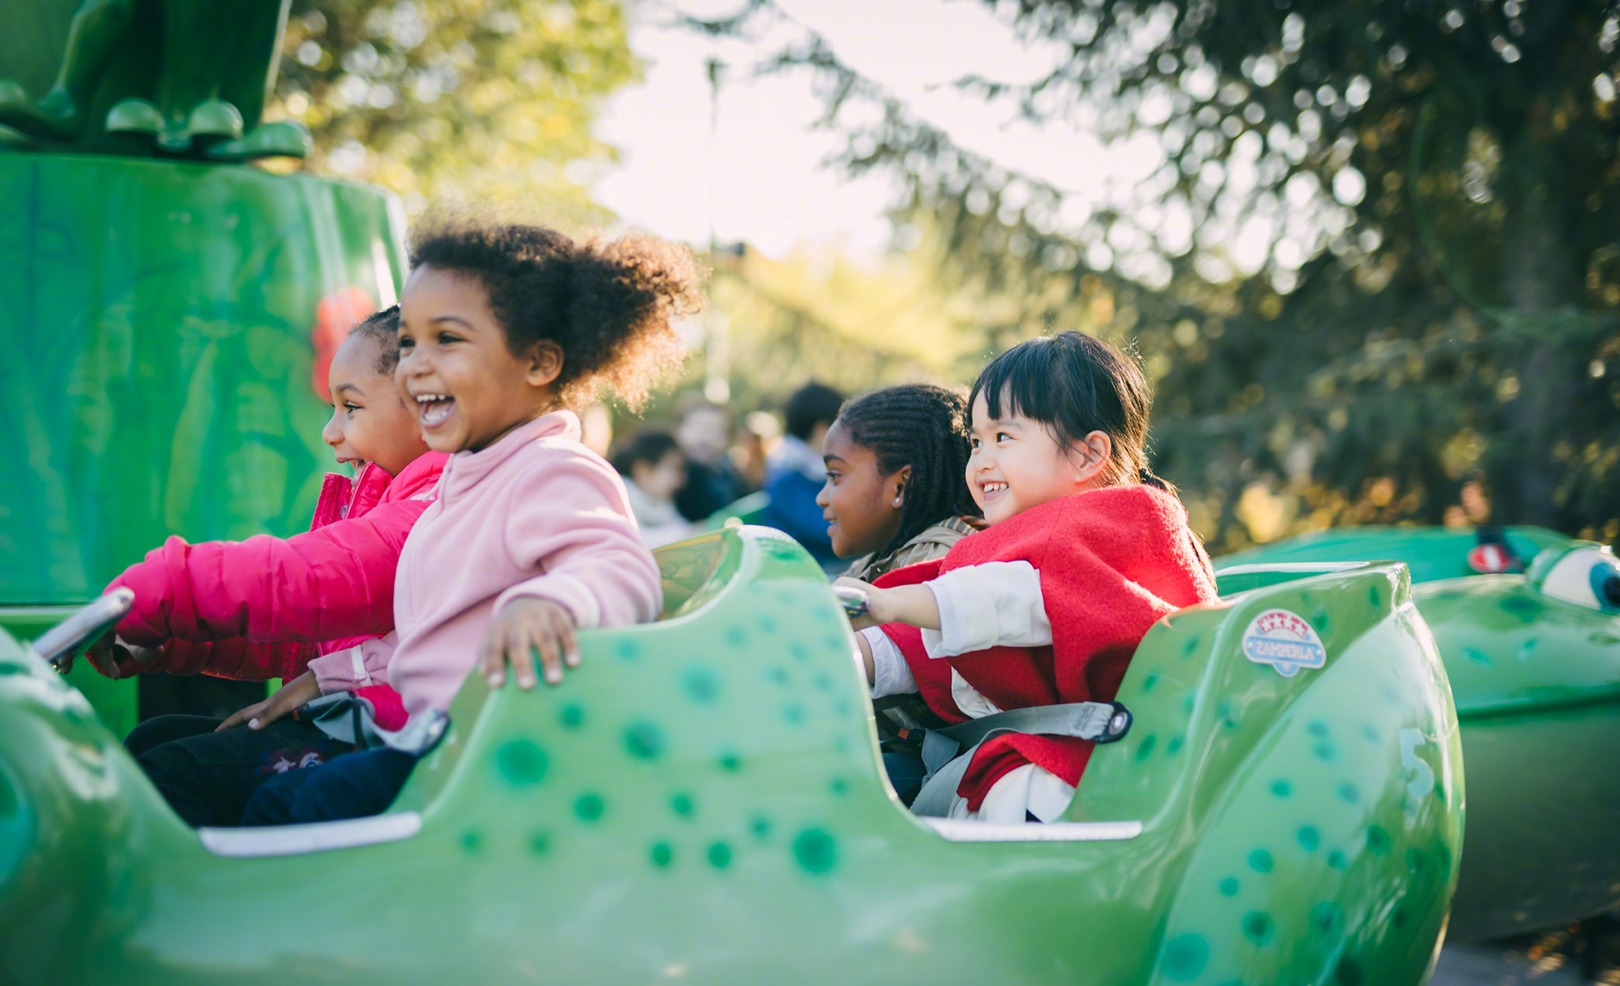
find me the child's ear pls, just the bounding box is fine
[890,464,912,508]
[526,341,564,388]
[1072,431,1113,485]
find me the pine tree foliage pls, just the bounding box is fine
[692,0,1620,548]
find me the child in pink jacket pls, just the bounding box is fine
[241,220,701,826]
[92,307,447,827]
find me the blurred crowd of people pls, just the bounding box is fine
[603,382,848,568]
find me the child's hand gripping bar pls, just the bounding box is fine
[832,584,870,618]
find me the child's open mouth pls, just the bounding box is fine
[415,393,455,428]
[980,481,1009,502]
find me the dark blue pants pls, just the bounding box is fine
[129,714,355,828]
[240,747,418,826]
[883,751,927,806]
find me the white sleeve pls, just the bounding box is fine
[921,560,1052,659]
[861,627,918,698]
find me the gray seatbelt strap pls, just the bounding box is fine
[909,701,1133,818]
[306,693,450,756]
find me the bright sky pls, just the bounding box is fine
[595,0,1104,259]
[595,0,1344,289]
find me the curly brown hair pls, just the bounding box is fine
[408,218,703,409]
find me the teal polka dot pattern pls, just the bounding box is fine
[623,721,665,761]
[681,667,720,704]
[1241,911,1274,946]
[1311,902,1342,934]
[1366,825,1391,855]
[573,794,604,822]
[706,841,732,869]
[494,739,547,786]
[792,828,836,873]
[1162,933,1209,980]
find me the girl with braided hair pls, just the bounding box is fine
[813,383,985,803]
[815,383,984,583]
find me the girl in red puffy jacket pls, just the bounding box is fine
[88,306,448,827]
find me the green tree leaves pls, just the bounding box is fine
[274,0,638,217]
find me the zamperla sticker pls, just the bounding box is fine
[1241,609,1327,677]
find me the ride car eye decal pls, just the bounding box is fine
[1539,546,1620,612]
[1241,609,1328,677]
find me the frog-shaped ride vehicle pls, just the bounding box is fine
[0,526,1460,985]
[1222,526,1620,941]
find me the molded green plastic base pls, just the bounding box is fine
[0,530,1460,985]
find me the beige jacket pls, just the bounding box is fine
[842,516,980,583]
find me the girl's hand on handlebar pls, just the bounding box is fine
[218,671,320,732]
[84,635,163,679]
[481,597,579,690]
[832,577,942,630]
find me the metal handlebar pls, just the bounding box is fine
[31,589,136,672]
[832,585,870,618]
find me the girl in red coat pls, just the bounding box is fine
[839,331,1218,823]
[86,306,448,827]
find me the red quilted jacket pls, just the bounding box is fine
[101,452,447,681]
[876,484,1218,811]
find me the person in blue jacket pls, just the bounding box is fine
[762,382,845,573]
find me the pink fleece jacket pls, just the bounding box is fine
[340,411,662,716]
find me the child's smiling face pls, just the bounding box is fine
[396,266,561,454]
[816,420,908,558]
[321,333,427,477]
[967,390,1112,524]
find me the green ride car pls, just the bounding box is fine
[1221,526,1620,941]
[1,525,1459,985]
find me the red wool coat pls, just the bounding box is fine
[103,452,447,681]
[876,484,1218,812]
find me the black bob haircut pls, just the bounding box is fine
[835,383,981,560]
[968,330,1165,490]
[611,430,682,477]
